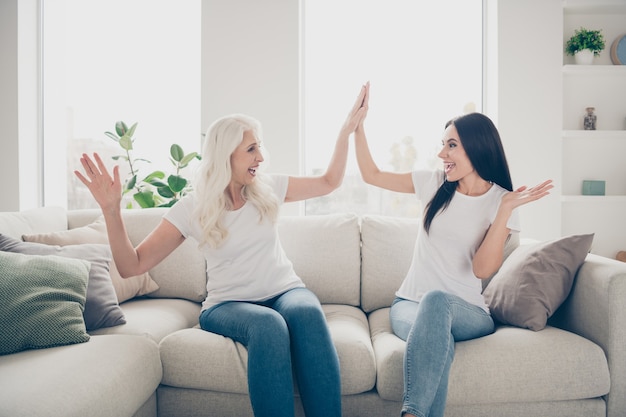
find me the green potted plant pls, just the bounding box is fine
[565,27,605,65]
[105,121,201,208]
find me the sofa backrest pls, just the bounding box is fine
[69,209,363,306]
[121,208,208,302]
[0,207,67,239]
[11,207,520,311]
[69,208,207,303]
[360,214,521,313]
[278,213,361,306]
[360,215,419,313]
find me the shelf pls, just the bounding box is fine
[561,0,626,259]
[562,130,626,139]
[563,65,626,75]
[562,195,626,202]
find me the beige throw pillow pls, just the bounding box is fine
[483,233,594,331]
[22,217,159,303]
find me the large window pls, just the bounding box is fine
[42,0,201,209]
[303,0,483,217]
[41,1,482,214]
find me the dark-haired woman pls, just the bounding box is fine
[353,83,553,417]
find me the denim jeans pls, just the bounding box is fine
[199,287,341,417]
[390,290,494,417]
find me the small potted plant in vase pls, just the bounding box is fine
[565,27,606,65]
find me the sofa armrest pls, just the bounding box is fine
[550,253,626,417]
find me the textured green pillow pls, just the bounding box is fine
[0,251,91,355]
[0,234,126,330]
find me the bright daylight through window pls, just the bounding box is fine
[42,0,201,210]
[303,0,483,217]
[42,1,481,214]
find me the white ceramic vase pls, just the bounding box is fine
[574,49,595,65]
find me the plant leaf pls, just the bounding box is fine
[104,131,120,142]
[134,191,155,208]
[158,199,178,208]
[170,144,184,162]
[143,171,165,182]
[126,174,137,190]
[147,179,168,187]
[115,121,128,137]
[127,122,138,138]
[119,134,133,151]
[157,186,175,198]
[168,175,187,193]
[180,152,199,166]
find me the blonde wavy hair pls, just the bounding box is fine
[192,114,279,248]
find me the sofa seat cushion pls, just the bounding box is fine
[89,298,201,342]
[0,334,162,417]
[369,307,610,403]
[159,304,376,396]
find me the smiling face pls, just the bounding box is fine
[437,124,476,183]
[229,129,264,189]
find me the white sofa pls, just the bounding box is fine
[0,206,625,417]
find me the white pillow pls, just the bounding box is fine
[22,217,159,303]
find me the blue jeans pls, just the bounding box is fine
[199,287,341,417]
[390,291,494,417]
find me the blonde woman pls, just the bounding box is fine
[75,84,369,417]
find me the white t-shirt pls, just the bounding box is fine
[396,170,520,312]
[164,174,304,311]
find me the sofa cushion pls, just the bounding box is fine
[0,334,162,417]
[0,206,67,239]
[483,234,594,331]
[89,298,201,342]
[360,215,419,313]
[0,234,126,331]
[0,251,90,355]
[278,213,361,306]
[22,217,160,303]
[360,215,521,313]
[159,304,376,396]
[120,208,208,302]
[368,307,609,403]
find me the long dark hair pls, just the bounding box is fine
[423,113,513,233]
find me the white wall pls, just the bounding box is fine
[0,0,20,212]
[17,0,41,210]
[0,0,41,212]
[201,0,301,215]
[490,0,562,241]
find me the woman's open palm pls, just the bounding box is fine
[74,153,123,212]
[502,179,554,211]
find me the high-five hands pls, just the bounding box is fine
[341,82,370,135]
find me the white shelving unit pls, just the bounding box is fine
[561,0,626,258]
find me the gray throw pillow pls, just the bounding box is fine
[0,251,91,355]
[0,234,126,331]
[483,234,594,331]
